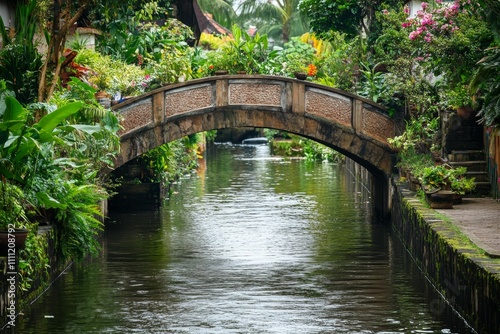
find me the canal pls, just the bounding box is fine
[16,143,474,333]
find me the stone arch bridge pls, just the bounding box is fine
[112,75,399,220]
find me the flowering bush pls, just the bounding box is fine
[307,64,318,77]
[404,0,465,43]
[372,2,493,116]
[402,0,492,86]
[276,38,316,77]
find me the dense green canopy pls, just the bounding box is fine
[299,0,407,38]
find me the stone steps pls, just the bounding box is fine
[447,150,490,196]
[447,150,486,162]
[464,171,490,183]
[448,160,487,172]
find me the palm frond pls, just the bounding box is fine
[197,0,237,29]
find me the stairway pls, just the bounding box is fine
[447,150,490,196]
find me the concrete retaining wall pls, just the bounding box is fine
[391,181,500,333]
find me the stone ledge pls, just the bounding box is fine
[391,179,500,333]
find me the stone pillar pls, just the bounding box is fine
[216,79,228,107]
[292,81,305,115]
[352,98,363,136]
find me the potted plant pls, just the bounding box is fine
[451,171,476,204]
[284,58,308,79]
[418,164,475,209]
[92,73,110,98]
[445,83,477,121]
[396,148,433,191]
[206,49,231,75]
[419,165,455,209]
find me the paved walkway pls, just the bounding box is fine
[436,197,500,258]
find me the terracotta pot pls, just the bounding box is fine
[456,106,476,121]
[373,63,388,73]
[425,190,454,209]
[294,72,307,80]
[94,91,108,99]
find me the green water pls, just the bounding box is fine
[14,143,474,333]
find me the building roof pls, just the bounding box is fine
[203,13,232,36]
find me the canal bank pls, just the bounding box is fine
[391,180,500,333]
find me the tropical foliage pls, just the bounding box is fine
[270,134,343,162]
[237,0,308,44]
[471,0,500,127]
[471,48,500,126]
[299,0,403,39]
[0,85,121,291]
[138,134,204,186]
[0,0,42,105]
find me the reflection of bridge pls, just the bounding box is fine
[112,75,398,220]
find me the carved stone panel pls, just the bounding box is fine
[119,98,153,135]
[305,88,351,127]
[228,82,282,107]
[363,107,394,144]
[165,84,214,117]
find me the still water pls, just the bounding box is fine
[17,143,474,333]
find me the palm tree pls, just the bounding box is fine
[237,0,308,44]
[197,0,237,30]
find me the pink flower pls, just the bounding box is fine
[421,14,435,27]
[409,31,420,40]
[404,6,410,14]
[382,9,389,15]
[421,2,429,10]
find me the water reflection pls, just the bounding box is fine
[15,143,473,333]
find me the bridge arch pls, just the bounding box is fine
[112,75,398,220]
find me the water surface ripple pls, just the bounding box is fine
[17,144,473,333]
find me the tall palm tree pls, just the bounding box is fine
[237,0,308,44]
[197,0,237,30]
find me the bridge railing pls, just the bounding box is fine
[113,75,399,146]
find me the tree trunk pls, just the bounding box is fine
[38,0,90,102]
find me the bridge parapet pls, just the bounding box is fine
[114,75,398,177]
[113,75,399,220]
[116,75,396,145]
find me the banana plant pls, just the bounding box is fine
[0,96,83,183]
